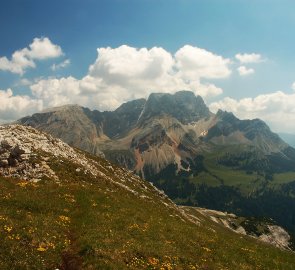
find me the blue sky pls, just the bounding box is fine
[1,0,295,133]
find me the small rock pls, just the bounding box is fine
[1,140,13,150]
[31,178,41,183]
[0,159,9,167]
[8,157,18,167]
[19,154,29,161]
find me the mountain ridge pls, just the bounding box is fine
[17,90,291,161]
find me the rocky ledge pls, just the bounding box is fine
[0,125,105,182]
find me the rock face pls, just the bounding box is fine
[138,91,211,125]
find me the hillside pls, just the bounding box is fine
[0,125,295,269]
[16,91,295,238]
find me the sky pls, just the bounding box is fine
[1,0,295,133]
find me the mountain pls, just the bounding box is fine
[18,91,292,174]
[0,124,295,269]
[18,104,105,157]
[17,90,295,237]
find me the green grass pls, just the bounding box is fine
[0,154,295,269]
[192,146,295,194]
[271,172,295,185]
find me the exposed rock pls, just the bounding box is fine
[196,207,292,251]
[138,91,211,125]
[259,225,291,250]
[0,159,9,167]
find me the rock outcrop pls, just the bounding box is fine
[193,207,293,251]
[0,125,106,183]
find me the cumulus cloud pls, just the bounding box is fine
[30,76,82,108]
[237,66,255,76]
[235,53,262,64]
[209,91,295,133]
[26,37,63,60]
[0,89,43,122]
[0,37,63,75]
[86,45,230,107]
[28,45,229,111]
[175,45,231,80]
[51,59,70,71]
[1,44,231,121]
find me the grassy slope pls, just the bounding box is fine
[0,154,295,270]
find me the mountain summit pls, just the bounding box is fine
[138,91,211,125]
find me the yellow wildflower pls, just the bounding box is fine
[37,246,47,252]
[4,225,13,233]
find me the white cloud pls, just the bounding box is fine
[175,45,231,80]
[0,53,35,75]
[0,37,63,75]
[30,76,82,108]
[291,82,295,91]
[84,45,228,108]
[90,45,174,79]
[2,43,294,134]
[51,59,70,71]
[237,66,255,76]
[195,83,223,98]
[1,44,229,121]
[209,91,295,133]
[26,37,63,60]
[29,45,226,111]
[0,89,43,122]
[235,53,262,64]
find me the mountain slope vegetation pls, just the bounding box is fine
[0,125,294,269]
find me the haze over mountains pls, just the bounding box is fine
[17,90,295,238]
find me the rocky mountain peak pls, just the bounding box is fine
[215,109,240,123]
[41,104,82,113]
[114,98,146,114]
[138,90,210,124]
